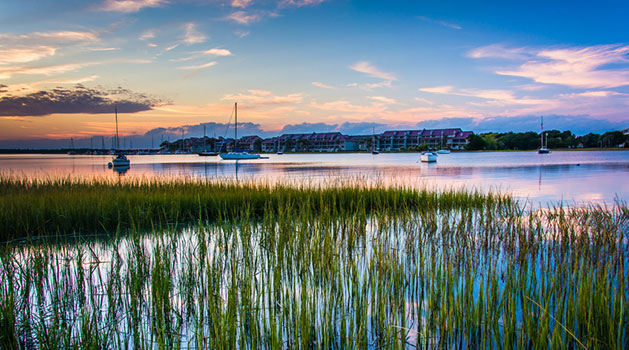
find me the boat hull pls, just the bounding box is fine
[538,148,551,154]
[220,152,261,160]
[437,149,450,154]
[198,152,218,156]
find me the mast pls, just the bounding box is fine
[203,125,207,152]
[235,102,238,148]
[540,116,544,149]
[115,107,119,150]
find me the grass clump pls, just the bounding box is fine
[0,176,627,349]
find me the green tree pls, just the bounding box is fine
[465,134,486,150]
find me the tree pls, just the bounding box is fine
[465,134,486,150]
[601,131,626,147]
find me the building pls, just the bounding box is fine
[378,128,473,151]
[261,132,359,152]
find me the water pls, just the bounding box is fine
[1,150,628,204]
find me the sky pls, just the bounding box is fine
[0,0,628,148]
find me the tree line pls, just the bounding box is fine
[465,130,628,151]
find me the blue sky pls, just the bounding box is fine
[0,0,627,146]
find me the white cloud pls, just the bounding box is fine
[350,61,397,81]
[203,48,232,57]
[100,0,168,13]
[183,23,206,44]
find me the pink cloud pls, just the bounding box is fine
[350,61,397,81]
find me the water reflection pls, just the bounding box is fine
[1,151,627,204]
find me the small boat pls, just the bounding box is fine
[437,149,450,154]
[109,107,131,168]
[277,151,283,155]
[220,102,261,160]
[538,116,551,154]
[420,151,438,163]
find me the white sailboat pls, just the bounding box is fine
[108,107,130,168]
[220,103,261,160]
[538,116,550,154]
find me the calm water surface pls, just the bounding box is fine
[1,150,628,205]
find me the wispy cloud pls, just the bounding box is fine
[0,30,100,65]
[231,0,253,8]
[225,11,264,25]
[470,43,629,89]
[419,85,547,106]
[368,96,397,104]
[221,90,303,105]
[312,81,336,89]
[350,61,397,81]
[417,16,461,30]
[0,31,99,44]
[0,59,151,80]
[139,29,157,41]
[0,46,57,65]
[100,0,168,13]
[170,48,233,62]
[183,23,206,44]
[178,61,217,70]
[280,0,327,7]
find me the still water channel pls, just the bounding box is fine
[1,150,628,205]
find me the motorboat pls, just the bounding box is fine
[420,151,438,163]
[437,149,450,154]
[220,102,261,160]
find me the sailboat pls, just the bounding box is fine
[220,103,261,160]
[108,107,130,168]
[198,125,218,156]
[538,116,550,154]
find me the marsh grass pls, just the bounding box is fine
[0,177,627,349]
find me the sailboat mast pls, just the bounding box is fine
[235,102,238,147]
[115,107,119,150]
[203,125,207,152]
[540,116,544,148]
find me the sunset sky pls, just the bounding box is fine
[0,0,628,147]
